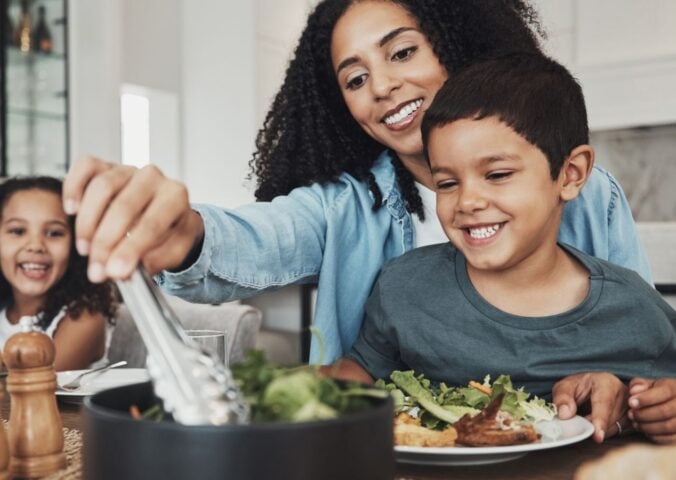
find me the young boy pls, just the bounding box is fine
[328,53,676,444]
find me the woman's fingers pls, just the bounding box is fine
[629,377,654,396]
[62,155,117,214]
[86,165,182,280]
[76,163,140,258]
[63,156,200,281]
[630,379,675,410]
[632,415,676,437]
[649,433,676,444]
[552,376,586,419]
[630,397,676,424]
[588,381,621,442]
[115,195,202,277]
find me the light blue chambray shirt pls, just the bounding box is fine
[158,151,652,364]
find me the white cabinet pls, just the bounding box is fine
[534,0,676,130]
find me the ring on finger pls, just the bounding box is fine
[615,420,623,435]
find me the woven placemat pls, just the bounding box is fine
[43,426,82,480]
[2,423,82,480]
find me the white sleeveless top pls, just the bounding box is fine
[412,182,449,248]
[0,307,113,369]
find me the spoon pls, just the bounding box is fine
[59,360,128,391]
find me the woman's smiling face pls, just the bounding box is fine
[331,1,447,162]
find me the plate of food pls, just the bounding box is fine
[377,372,594,466]
[56,368,149,403]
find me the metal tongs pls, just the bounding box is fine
[115,267,249,426]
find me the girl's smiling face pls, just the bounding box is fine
[0,189,72,311]
[331,1,447,164]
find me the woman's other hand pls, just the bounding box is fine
[552,372,628,443]
[628,377,676,444]
[63,156,205,282]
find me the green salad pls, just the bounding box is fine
[231,350,388,423]
[375,371,557,430]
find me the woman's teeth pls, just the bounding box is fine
[384,99,423,125]
[468,224,502,239]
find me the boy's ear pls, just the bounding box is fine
[559,145,595,202]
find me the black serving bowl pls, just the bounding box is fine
[83,381,394,480]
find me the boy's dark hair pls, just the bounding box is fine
[0,176,118,329]
[421,53,589,178]
[251,0,544,220]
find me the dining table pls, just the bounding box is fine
[0,388,652,480]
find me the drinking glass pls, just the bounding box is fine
[185,329,228,366]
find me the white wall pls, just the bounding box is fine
[180,0,257,206]
[121,0,181,93]
[69,0,122,164]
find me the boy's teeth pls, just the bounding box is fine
[384,99,423,125]
[468,224,502,239]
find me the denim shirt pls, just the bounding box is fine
[158,150,652,364]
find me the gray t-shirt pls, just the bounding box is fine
[347,243,676,397]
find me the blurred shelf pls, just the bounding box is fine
[8,108,66,121]
[9,0,65,5]
[6,47,66,66]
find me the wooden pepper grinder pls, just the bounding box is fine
[0,354,9,480]
[4,316,66,478]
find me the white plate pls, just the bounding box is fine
[395,416,594,466]
[56,368,149,400]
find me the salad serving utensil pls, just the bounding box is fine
[59,360,128,391]
[114,267,249,425]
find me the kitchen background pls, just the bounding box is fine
[2,0,675,360]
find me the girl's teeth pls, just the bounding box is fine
[468,224,502,239]
[21,263,48,271]
[384,99,423,125]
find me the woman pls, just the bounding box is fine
[64,0,648,440]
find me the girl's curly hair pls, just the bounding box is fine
[0,177,118,330]
[250,0,544,219]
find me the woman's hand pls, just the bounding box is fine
[63,156,205,282]
[628,377,676,444]
[552,372,628,443]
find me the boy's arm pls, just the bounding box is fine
[628,377,676,444]
[552,372,628,443]
[319,359,375,384]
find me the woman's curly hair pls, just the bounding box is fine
[0,177,118,330]
[251,0,544,220]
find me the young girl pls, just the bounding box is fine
[0,176,117,371]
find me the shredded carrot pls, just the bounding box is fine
[469,380,492,396]
[129,405,142,420]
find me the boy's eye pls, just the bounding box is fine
[346,73,368,90]
[486,171,513,181]
[391,46,417,62]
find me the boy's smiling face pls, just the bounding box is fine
[429,116,568,272]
